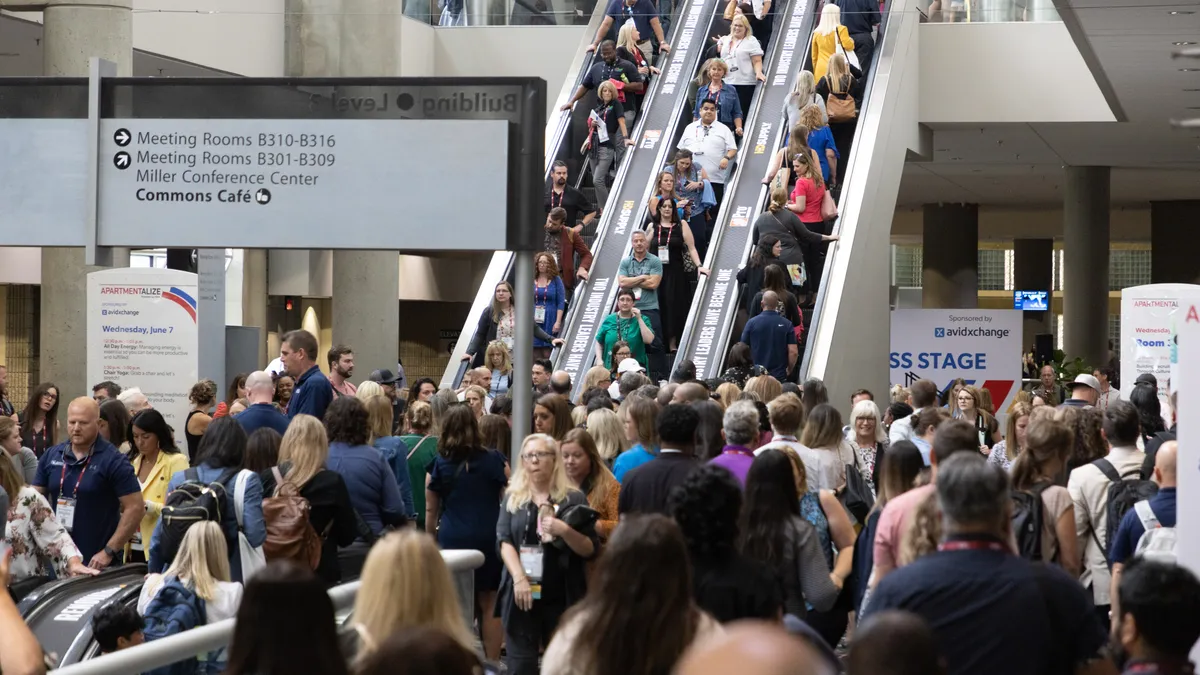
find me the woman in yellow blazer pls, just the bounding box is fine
[810,3,855,82]
[124,409,191,564]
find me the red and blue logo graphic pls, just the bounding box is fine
[161,287,197,323]
[945,378,1015,409]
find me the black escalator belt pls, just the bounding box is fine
[674,0,820,380]
[58,581,145,667]
[554,0,722,401]
[21,564,148,663]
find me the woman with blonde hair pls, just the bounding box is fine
[1010,417,1080,577]
[616,20,659,128]
[497,434,596,675]
[400,400,439,530]
[744,375,782,405]
[354,380,385,402]
[138,521,243,669]
[717,14,765,115]
[612,396,660,482]
[588,80,635,213]
[350,529,477,661]
[463,384,489,421]
[585,407,627,465]
[560,428,621,541]
[846,399,887,495]
[988,401,1032,471]
[798,403,858,492]
[693,58,743,136]
[816,52,864,186]
[485,340,514,398]
[363,395,418,523]
[953,384,999,451]
[786,69,826,131]
[578,365,612,404]
[765,121,821,192]
[800,103,838,187]
[259,415,360,585]
[810,2,855,82]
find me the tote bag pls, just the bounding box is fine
[234,470,267,581]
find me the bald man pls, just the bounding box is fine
[848,610,946,675]
[236,371,290,436]
[1109,440,1178,624]
[33,397,144,569]
[741,290,799,380]
[673,381,710,405]
[676,622,837,675]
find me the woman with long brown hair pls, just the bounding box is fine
[1010,417,1080,577]
[988,401,1032,471]
[560,428,620,541]
[541,515,722,675]
[18,382,59,458]
[953,384,999,452]
[786,149,832,294]
[463,281,562,367]
[533,252,567,360]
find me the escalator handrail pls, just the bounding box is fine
[444,0,696,389]
[59,582,146,667]
[554,0,729,402]
[671,0,823,380]
[19,563,148,622]
[797,3,897,381]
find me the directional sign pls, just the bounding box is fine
[113,128,131,146]
[96,118,510,250]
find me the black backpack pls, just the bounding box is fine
[1011,483,1051,561]
[1092,458,1158,556]
[158,468,237,565]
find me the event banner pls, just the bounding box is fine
[1120,284,1200,421]
[890,309,1023,424]
[87,268,198,449]
[1173,298,1200,662]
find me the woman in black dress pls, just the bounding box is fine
[648,198,708,352]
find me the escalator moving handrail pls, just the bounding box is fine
[796,6,893,381]
[671,0,823,380]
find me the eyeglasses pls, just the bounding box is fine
[522,451,556,463]
[42,393,58,400]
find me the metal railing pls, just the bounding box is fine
[53,550,486,675]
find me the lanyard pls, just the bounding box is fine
[550,189,563,209]
[722,446,755,458]
[708,86,721,106]
[535,281,549,305]
[524,498,555,545]
[695,125,712,140]
[59,445,95,500]
[938,540,1006,553]
[658,223,674,249]
[727,38,742,57]
[1124,663,1195,674]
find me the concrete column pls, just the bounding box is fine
[287,0,401,381]
[921,204,978,309]
[1062,166,1110,367]
[1150,201,1200,285]
[39,0,132,405]
[1013,238,1053,350]
[242,249,270,366]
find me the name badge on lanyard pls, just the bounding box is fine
[520,545,545,600]
[57,449,94,532]
[57,498,78,531]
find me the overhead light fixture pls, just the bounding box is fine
[1177,41,1198,46]
[1181,68,1200,72]
[1169,10,1194,14]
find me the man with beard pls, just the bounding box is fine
[328,344,357,398]
[545,160,595,232]
[544,207,593,302]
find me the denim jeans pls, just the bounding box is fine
[590,131,625,212]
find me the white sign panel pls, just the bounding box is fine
[87,268,199,450]
[1120,284,1199,421]
[1173,299,1200,663]
[890,309,1023,424]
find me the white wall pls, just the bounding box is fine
[919,22,1115,123]
[434,26,587,117]
[133,0,285,75]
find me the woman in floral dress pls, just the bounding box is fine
[0,455,96,583]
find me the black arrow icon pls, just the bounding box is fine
[113,152,131,170]
[255,188,271,205]
[113,128,131,146]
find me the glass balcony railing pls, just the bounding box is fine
[921,0,1059,23]
[402,0,601,26]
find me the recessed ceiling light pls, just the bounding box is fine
[1169,10,1194,14]
[1177,41,1198,45]
[1182,68,1200,72]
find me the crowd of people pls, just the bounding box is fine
[1,335,1197,675]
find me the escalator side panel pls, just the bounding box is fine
[22,564,149,664]
[673,0,820,380]
[799,0,921,403]
[554,0,723,401]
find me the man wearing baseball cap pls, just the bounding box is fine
[369,369,406,434]
[1060,374,1100,409]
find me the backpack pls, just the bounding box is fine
[1132,500,1177,563]
[159,468,238,565]
[1092,458,1159,556]
[1010,483,1051,561]
[262,466,324,570]
[142,576,207,675]
[825,75,858,122]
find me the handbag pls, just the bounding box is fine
[821,188,838,220]
[234,470,267,580]
[825,38,858,124]
[549,503,599,551]
[838,445,875,524]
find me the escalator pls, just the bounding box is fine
[553,0,727,399]
[441,0,684,388]
[673,0,920,392]
[19,564,148,667]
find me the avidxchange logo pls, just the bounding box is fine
[934,326,1010,339]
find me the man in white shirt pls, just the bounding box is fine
[888,379,937,444]
[1093,367,1120,412]
[1067,400,1146,623]
[678,98,738,203]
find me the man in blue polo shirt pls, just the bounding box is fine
[740,291,797,381]
[589,0,670,61]
[281,329,334,421]
[1109,441,1177,612]
[33,397,143,569]
[866,455,1113,675]
[235,370,290,436]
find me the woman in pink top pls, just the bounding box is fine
[785,151,829,294]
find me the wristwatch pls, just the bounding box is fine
[103,545,119,559]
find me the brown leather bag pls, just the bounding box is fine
[262,467,324,570]
[825,75,858,123]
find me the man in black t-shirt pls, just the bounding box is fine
[545,160,595,233]
[559,41,644,113]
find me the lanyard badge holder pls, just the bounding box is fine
[520,544,545,600]
[57,449,93,532]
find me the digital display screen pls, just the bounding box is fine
[1013,290,1049,311]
